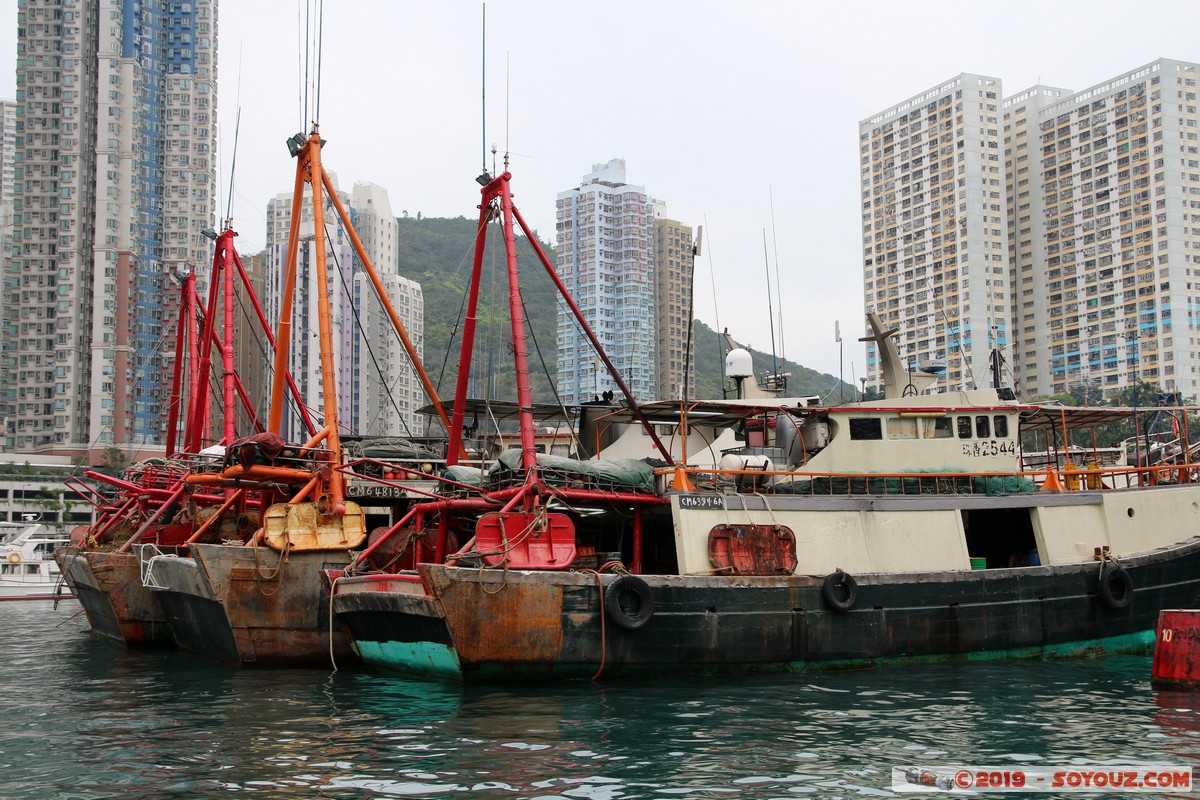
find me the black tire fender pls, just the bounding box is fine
[822,570,858,613]
[1097,565,1133,610]
[604,575,655,630]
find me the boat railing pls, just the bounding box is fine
[137,543,177,589]
[124,459,191,490]
[171,451,227,474]
[656,461,1200,497]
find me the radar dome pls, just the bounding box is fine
[725,348,754,379]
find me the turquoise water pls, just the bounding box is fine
[2,600,1197,798]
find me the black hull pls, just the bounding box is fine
[150,544,357,667]
[56,549,173,645]
[334,537,1200,681]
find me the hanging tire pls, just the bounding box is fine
[604,575,655,630]
[1097,565,1133,610]
[822,570,858,613]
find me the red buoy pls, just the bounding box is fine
[1151,610,1200,690]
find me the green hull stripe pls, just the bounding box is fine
[353,628,1156,682]
[353,639,462,679]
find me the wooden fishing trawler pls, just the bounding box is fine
[327,175,1200,680]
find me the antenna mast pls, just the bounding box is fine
[475,4,480,173]
[769,187,785,360]
[762,228,778,382]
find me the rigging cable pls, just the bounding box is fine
[762,228,777,381]
[323,218,416,439]
[314,0,324,127]
[516,247,583,456]
[431,212,494,398]
[769,187,785,361]
[923,276,976,391]
[704,215,723,369]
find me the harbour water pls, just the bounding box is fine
[2,600,1198,799]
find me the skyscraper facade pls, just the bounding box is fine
[863,61,1200,402]
[1005,59,1200,399]
[264,179,424,441]
[4,0,217,457]
[555,159,657,405]
[652,209,694,401]
[859,74,1010,394]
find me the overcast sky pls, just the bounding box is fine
[3,0,1200,385]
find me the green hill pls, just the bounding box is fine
[392,216,853,405]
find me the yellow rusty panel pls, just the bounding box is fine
[263,500,367,552]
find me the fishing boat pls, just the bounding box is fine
[139,129,455,666]
[326,174,1200,680]
[56,227,309,645]
[0,523,71,600]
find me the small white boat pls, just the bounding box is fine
[0,523,72,600]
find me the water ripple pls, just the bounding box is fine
[2,602,1197,798]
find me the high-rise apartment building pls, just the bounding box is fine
[264,180,424,441]
[0,99,16,213]
[863,61,1200,402]
[349,183,424,439]
[4,0,217,457]
[1,99,16,390]
[652,209,694,400]
[555,159,658,405]
[1005,59,1200,399]
[860,74,1010,394]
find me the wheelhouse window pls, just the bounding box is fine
[849,418,883,440]
[957,416,973,438]
[993,415,1009,437]
[975,415,991,438]
[923,417,954,438]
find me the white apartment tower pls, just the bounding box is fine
[1005,59,1200,399]
[349,183,424,439]
[555,159,656,405]
[860,74,1011,395]
[0,99,16,213]
[264,180,424,440]
[5,0,217,457]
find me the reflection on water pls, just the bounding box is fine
[1,601,1197,798]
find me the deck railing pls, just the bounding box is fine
[653,461,1199,497]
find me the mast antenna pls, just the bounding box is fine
[762,228,778,382]
[222,42,243,226]
[769,187,785,360]
[504,50,510,172]
[481,3,487,174]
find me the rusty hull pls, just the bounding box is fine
[57,548,173,645]
[187,543,358,667]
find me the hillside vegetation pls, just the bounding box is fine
[392,216,852,405]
